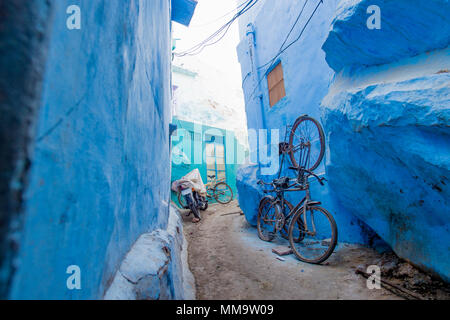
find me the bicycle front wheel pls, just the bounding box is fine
[288,116,325,171]
[278,200,293,240]
[214,182,233,204]
[280,200,305,243]
[288,206,337,264]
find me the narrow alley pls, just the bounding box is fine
[0,0,448,306]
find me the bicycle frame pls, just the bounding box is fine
[267,175,319,237]
[265,115,323,237]
[285,178,320,237]
[276,124,292,179]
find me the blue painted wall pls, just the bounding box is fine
[3,0,194,299]
[235,0,384,246]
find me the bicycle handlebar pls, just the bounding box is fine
[307,170,325,186]
[289,167,326,186]
[257,168,326,195]
[258,178,303,194]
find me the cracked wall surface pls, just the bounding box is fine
[0,0,54,299]
[321,0,450,281]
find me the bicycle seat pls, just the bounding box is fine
[273,177,290,189]
[208,175,216,179]
[279,142,290,155]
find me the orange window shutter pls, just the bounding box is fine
[267,62,286,107]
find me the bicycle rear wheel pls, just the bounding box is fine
[257,197,278,242]
[214,182,233,204]
[288,206,337,264]
[288,116,325,171]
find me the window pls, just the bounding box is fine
[267,62,286,107]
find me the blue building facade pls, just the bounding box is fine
[236,0,449,281]
[0,0,197,299]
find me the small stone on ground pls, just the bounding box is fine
[272,246,293,256]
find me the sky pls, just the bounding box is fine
[172,0,250,148]
[173,0,243,83]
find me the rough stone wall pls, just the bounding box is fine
[2,0,176,299]
[321,0,449,281]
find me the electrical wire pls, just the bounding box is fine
[189,0,252,28]
[258,0,310,71]
[242,0,310,86]
[247,0,324,99]
[175,0,256,57]
[174,0,259,57]
[274,0,324,60]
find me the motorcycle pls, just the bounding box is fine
[172,169,209,220]
[177,182,208,220]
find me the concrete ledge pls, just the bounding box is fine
[104,206,195,300]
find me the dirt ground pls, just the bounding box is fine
[182,201,409,300]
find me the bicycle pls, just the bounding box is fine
[257,168,337,264]
[205,175,234,204]
[177,174,233,208]
[257,115,337,264]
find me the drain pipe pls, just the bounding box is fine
[246,23,269,175]
[246,23,266,130]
